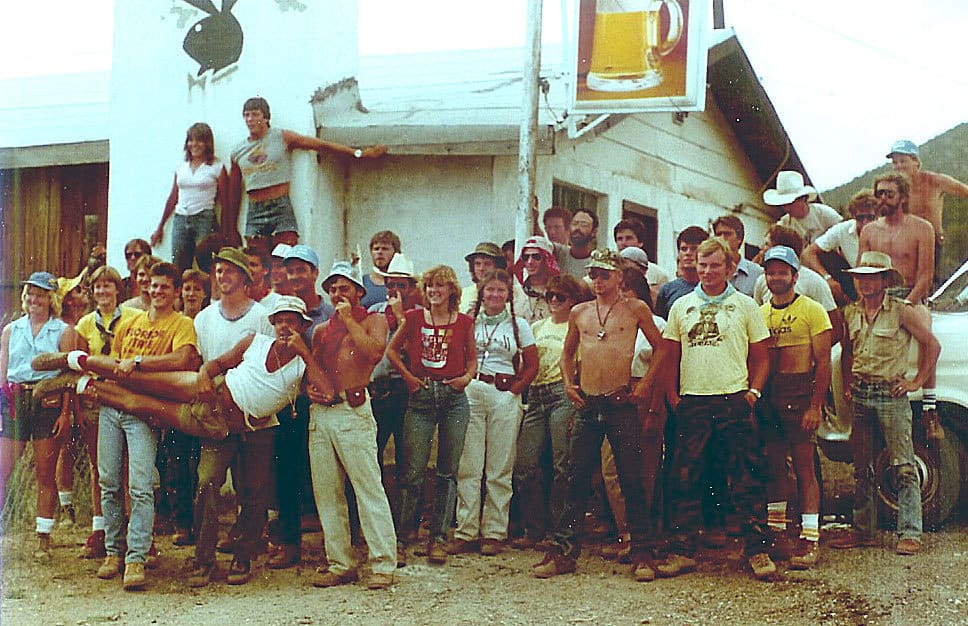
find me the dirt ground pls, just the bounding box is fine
[2,514,966,626]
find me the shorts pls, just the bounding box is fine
[245,194,298,237]
[1,385,61,442]
[172,376,233,441]
[761,372,816,445]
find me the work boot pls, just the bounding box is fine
[427,541,448,564]
[829,530,879,549]
[96,555,123,579]
[80,530,107,559]
[748,553,777,580]
[312,567,358,588]
[789,539,820,570]
[480,538,504,556]
[923,410,945,441]
[367,572,394,590]
[444,538,480,555]
[267,543,300,569]
[227,559,251,585]
[531,550,577,578]
[656,554,698,578]
[122,562,146,591]
[631,556,656,582]
[33,533,52,561]
[896,538,922,555]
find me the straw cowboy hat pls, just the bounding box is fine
[763,171,818,206]
[846,251,904,287]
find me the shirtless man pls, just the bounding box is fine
[759,246,831,570]
[532,248,665,582]
[306,261,397,590]
[887,140,968,262]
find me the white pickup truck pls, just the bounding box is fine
[818,260,968,528]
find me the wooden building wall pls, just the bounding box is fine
[0,163,109,320]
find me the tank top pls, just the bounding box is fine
[175,159,224,216]
[230,127,291,191]
[224,333,305,424]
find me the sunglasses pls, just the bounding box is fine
[587,268,614,280]
[874,189,896,199]
[855,213,877,222]
[386,280,412,291]
[544,291,569,303]
[522,252,543,262]
[125,251,143,260]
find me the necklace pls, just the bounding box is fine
[478,310,507,363]
[595,297,620,340]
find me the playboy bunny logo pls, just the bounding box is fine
[181,0,243,76]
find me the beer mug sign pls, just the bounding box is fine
[587,0,683,92]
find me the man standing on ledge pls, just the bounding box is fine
[832,252,939,556]
[660,237,774,580]
[226,96,386,248]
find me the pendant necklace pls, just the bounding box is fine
[595,297,619,340]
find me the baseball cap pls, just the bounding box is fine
[762,245,800,271]
[585,248,621,271]
[886,140,919,159]
[284,244,319,269]
[22,271,59,291]
[271,243,293,259]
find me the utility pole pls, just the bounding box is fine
[516,0,543,252]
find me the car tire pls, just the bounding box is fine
[874,428,962,530]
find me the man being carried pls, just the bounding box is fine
[764,171,842,246]
[660,237,774,580]
[531,249,665,582]
[832,252,939,556]
[759,246,831,569]
[307,261,397,590]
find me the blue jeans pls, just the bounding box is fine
[513,381,574,537]
[98,406,157,564]
[395,381,470,544]
[171,210,216,271]
[850,382,922,540]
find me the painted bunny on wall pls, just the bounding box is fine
[182,0,243,75]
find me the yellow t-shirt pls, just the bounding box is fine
[531,318,568,386]
[760,295,831,348]
[113,309,197,359]
[76,306,142,358]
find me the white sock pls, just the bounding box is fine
[66,350,88,371]
[36,517,55,534]
[801,513,820,542]
[58,491,73,506]
[767,501,787,531]
[92,515,106,532]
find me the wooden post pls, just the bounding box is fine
[516,0,543,254]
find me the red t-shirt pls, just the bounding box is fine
[402,308,473,380]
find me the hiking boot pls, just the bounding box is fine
[227,559,251,585]
[427,541,448,564]
[31,351,70,371]
[749,553,776,580]
[97,555,123,579]
[411,539,429,557]
[81,530,107,559]
[188,561,216,588]
[896,538,922,555]
[656,554,698,578]
[531,550,577,579]
[480,538,504,556]
[267,544,300,569]
[33,533,52,561]
[444,538,480,555]
[829,530,879,549]
[396,544,407,568]
[601,536,631,562]
[312,567,358,588]
[923,410,945,441]
[122,562,146,590]
[367,572,394,590]
[510,534,537,550]
[631,557,656,582]
[789,539,820,570]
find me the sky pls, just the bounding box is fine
[6,0,968,191]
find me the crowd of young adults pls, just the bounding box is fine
[2,104,959,593]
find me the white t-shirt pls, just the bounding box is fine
[813,219,860,267]
[175,159,225,216]
[777,202,842,245]
[193,299,273,362]
[753,265,837,312]
[475,314,536,376]
[664,289,770,395]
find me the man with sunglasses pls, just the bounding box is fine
[512,237,561,323]
[121,239,152,300]
[802,190,879,303]
[532,249,665,582]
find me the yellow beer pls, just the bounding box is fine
[588,11,649,79]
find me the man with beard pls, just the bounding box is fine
[512,237,561,323]
[758,246,831,569]
[886,139,968,276]
[551,209,598,278]
[361,230,402,309]
[858,173,941,439]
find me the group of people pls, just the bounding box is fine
[1,130,958,594]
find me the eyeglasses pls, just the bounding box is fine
[874,189,896,199]
[386,280,412,290]
[544,291,568,303]
[522,253,543,262]
[855,213,877,222]
[587,268,614,280]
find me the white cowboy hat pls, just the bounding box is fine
[763,171,818,206]
[376,253,416,279]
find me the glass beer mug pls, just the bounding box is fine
[587,0,683,92]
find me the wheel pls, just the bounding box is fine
[875,429,963,530]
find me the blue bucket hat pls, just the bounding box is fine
[321,260,366,295]
[22,271,59,291]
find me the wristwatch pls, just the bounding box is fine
[134,355,143,370]
[353,149,363,158]
[747,387,761,399]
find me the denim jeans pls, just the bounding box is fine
[195,428,275,565]
[395,381,470,544]
[98,406,157,564]
[171,210,216,271]
[552,396,652,559]
[850,382,922,540]
[513,381,573,537]
[369,377,409,472]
